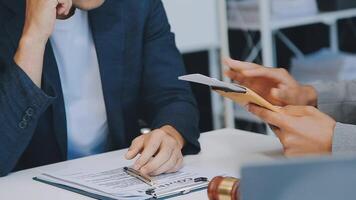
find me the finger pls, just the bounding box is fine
[56,0,65,14]
[282,105,317,116]
[242,68,293,85]
[223,58,259,71]
[57,6,66,15]
[225,70,237,79]
[139,143,174,175]
[47,0,60,8]
[269,126,291,152]
[134,131,164,170]
[248,104,286,127]
[225,70,245,83]
[125,136,144,160]
[57,0,71,15]
[150,149,181,176]
[65,0,72,15]
[166,153,184,174]
[269,125,284,139]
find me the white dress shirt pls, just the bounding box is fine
[50,9,109,159]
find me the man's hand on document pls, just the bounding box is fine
[125,125,185,176]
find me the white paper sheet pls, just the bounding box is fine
[36,166,211,200]
[179,74,246,93]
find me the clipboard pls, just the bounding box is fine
[34,166,210,200]
[179,74,280,113]
[34,176,209,200]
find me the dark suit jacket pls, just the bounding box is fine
[0,0,200,176]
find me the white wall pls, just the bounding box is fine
[162,0,220,53]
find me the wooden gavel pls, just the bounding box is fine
[207,176,241,200]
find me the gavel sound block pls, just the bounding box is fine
[208,176,241,200]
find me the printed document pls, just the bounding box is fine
[35,166,210,200]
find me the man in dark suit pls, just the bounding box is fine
[0,0,200,177]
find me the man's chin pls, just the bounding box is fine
[73,0,106,11]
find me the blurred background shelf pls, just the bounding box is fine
[228,0,356,67]
[162,0,356,134]
[227,0,356,134]
[229,7,356,31]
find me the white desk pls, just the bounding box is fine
[0,129,283,200]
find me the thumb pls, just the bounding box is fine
[125,136,144,160]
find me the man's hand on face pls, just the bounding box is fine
[23,0,73,43]
[125,126,185,176]
[224,58,318,107]
[15,0,73,87]
[248,104,336,156]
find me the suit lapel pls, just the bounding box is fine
[2,0,68,159]
[89,0,127,148]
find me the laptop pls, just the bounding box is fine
[241,156,356,200]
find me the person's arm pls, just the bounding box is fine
[0,0,72,176]
[0,56,55,177]
[15,0,72,87]
[312,81,356,124]
[140,0,200,155]
[125,0,200,176]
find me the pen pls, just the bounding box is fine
[123,167,155,186]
